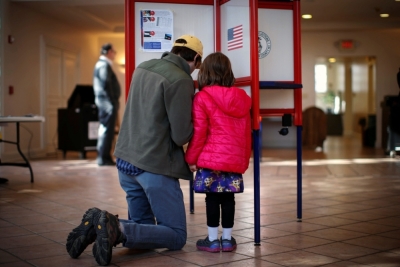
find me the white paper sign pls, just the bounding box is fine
[141,9,173,52]
[88,121,99,140]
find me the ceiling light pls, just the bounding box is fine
[302,14,312,19]
[328,58,336,63]
[380,13,389,17]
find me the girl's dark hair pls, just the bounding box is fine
[170,39,202,67]
[197,52,235,90]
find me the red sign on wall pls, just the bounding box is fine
[335,39,358,52]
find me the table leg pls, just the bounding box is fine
[15,123,34,183]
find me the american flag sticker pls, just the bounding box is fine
[227,25,243,51]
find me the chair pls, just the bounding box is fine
[302,107,327,150]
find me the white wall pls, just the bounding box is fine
[301,29,400,147]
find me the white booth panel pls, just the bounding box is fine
[261,118,296,148]
[135,3,214,67]
[221,0,250,79]
[258,8,294,81]
[260,90,294,109]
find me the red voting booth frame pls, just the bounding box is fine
[125,0,303,245]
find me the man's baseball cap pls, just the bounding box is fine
[173,35,203,57]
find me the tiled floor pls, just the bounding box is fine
[1,136,400,267]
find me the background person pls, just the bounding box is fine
[386,67,400,157]
[93,43,121,166]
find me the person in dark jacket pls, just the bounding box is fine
[397,67,400,89]
[93,43,121,166]
[66,35,203,266]
[386,67,400,157]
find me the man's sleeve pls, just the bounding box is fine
[164,79,194,146]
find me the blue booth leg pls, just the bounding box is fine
[297,126,303,221]
[253,129,261,245]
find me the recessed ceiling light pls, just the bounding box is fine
[380,13,390,17]
[302,14,312,19]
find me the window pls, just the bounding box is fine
[315,64,327,93]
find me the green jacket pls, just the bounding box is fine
[114,52,194,180]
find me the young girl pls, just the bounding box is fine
[185,52,252,252]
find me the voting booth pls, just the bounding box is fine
[125,0,302,245]
[57,85,98,159]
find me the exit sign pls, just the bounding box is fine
[340,40,354,49]
[335,39,358,52]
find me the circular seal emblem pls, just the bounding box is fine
[258,31,271,59]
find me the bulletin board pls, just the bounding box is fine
[125,0,215,97]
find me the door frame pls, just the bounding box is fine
[40,35,80,154]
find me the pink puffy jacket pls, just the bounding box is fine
[185,85,252,174]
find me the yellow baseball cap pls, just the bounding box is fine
[173,35,203,57]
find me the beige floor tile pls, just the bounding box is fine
[6,243,67,260]
[302,228,368,241]
[343,235,400,251]
[0,261,35,267]
[0,250,20,264]
[304,242,378,259]
[306,216,359,227]
[320,260,371,267]
[0,234,53,249]
[265,234,334,249]
[117,254,198,266]
[266,221,328,233]
[234,227,293,240]
[261,250,339,266]
[28,253,98,267]
[351,251,400,266]
[337,221,398,234]
[378,229,400,240]
[334,211,392,222]
[171,250,250,266]
[234,241,294,257]
[0,226,33,238]
[212,258,283,267]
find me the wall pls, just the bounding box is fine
[301,29,400,148]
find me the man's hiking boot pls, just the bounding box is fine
[92,210,125,266]
[66,207,101,258]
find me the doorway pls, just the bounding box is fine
[41,38,80,155]
[314,56,376,144]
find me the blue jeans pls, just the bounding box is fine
[118,170,187,250]
[96,102,117,164]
